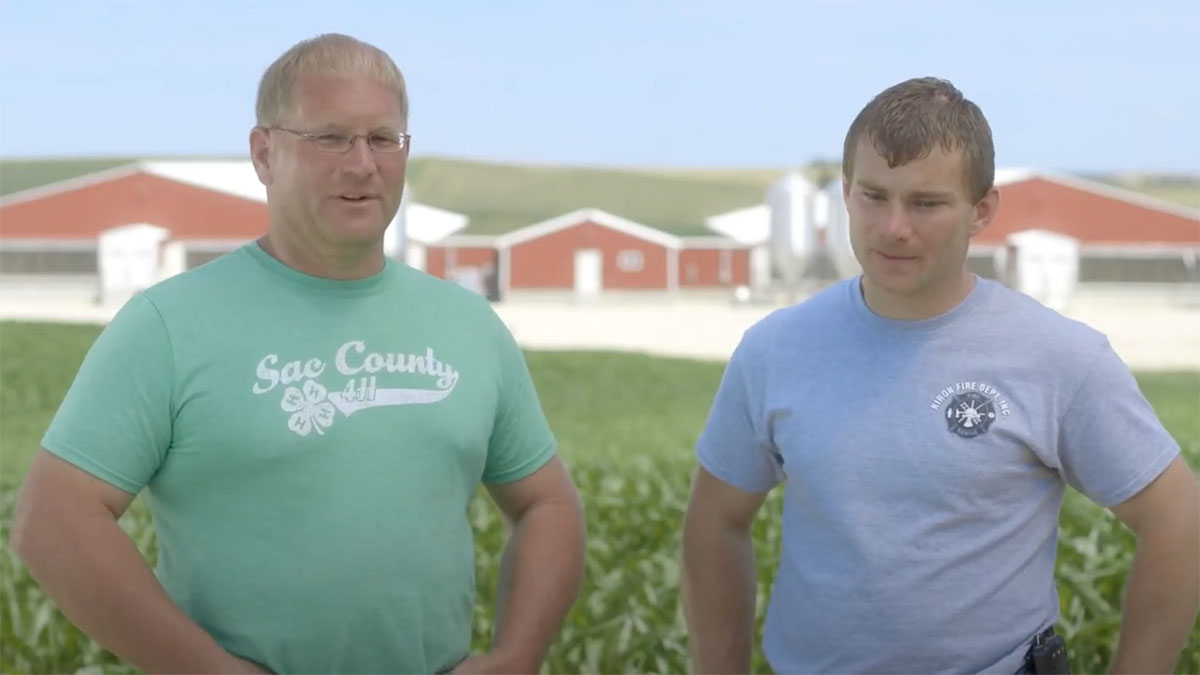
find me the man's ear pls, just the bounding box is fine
[249,127,273,187]
[969,187,1000,238]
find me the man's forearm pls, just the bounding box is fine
[1110,523,1200,673]
[489,496,586,671]
[13,509,257,674]
[681,525,757,673]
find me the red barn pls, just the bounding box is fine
[0,162,268,274]
[0,161,459,303]
[485,208,750,298]
[678,239,752,288]
[422,235,500,299]
[968,170,1200,282]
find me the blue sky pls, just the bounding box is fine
[2,0,1198,173]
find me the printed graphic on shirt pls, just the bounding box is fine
[929,381,1011,439]
[251,340,460,436]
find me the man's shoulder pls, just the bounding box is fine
[139,246,258,305]
[390,263,497,314]
[977,279,1107,346]
[386,264,511,342]
[747,279,854,335]
[734,279,855,359]
[968,280,1115,385]
[392,262,479,298]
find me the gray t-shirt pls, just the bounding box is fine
[696,276,1179,673]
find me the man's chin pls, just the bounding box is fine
[864,267,917,289]
[322,221,387,246]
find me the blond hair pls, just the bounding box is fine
[843,77,994,202]
[255,33,408,127]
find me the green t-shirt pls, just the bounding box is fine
[42,243,558,673]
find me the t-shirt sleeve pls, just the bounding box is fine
[1056,340,1180,508]
[41,294,175,495]
[481,311,557,485]
[695,325,782,494]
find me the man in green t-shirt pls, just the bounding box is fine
[11,33,585,674]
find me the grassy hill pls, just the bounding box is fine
[1084,173,1200,211]
[0,156,794,236]
[406,156,800,235]
[1,156,1196,236]
[0,158,136,196]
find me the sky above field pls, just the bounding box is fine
[2,0,1198,173]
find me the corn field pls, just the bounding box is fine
[1,323,1197,673]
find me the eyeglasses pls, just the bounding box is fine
[270,126,411,154]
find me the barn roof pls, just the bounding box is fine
[979,170,1199,246]
[496,208,683,249]
[703,169,1200,247]
[0,160,469,243]
[994,168,1200,221]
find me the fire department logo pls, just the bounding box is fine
[930,381,1012,439]
[945,392,997,438]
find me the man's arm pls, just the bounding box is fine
[1107,455,1200,674]
[10,450,267,674]
[681,466,770,674]
[455,456,585,674]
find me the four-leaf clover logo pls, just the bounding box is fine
[280,379,336,436]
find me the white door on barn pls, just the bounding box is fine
[574,249,602,298]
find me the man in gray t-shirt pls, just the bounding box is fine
[681,77,1199,673]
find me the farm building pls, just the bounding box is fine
[706,169,1200,287]
[971,170,1200,284]
[416,208,754,299]
[705,174,855,285]
[1,161,759,303]
[423,237,500,297]
[703,204,776,290]
[3,159,1194,307]
[0,160,465,304]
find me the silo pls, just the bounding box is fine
[767,172,819,283]
[823,179,861,279]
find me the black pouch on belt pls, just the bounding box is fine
[1024,626,1069,674]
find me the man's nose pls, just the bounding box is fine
[877,204,912,240]
[340,136,378,176]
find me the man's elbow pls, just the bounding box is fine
[543,478,586,531]
[557,486,587,553]
[11,486,77,571]
[682,515,749,571]
[514,482,586,553]
[10,490,50,567]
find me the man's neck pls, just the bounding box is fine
[258,233,384,281]
[861,271,977,321]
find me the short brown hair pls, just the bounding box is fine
[256,34,408,128]
[842,77,994,202]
